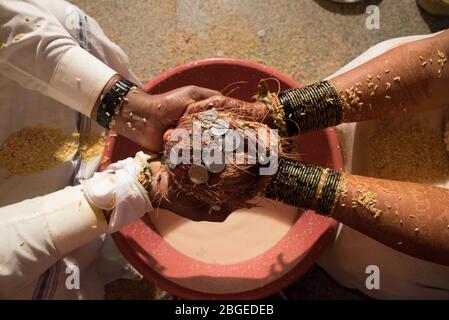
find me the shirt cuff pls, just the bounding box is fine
[45,185,108,256]
[47,46,117,117]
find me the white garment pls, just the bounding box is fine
[82,151,155,234]
[319,32,449,299]
[0,0,142,299]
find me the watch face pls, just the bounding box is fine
[116,79,136,91]
[115,81,127,92]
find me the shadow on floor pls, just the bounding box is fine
[105,264,369,300]
[313,0,384,15]
[417,6,449,32]
[267,264,370,300]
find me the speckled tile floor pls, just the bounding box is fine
[73,0,449,85]
[69,0,449,299]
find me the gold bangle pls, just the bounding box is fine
[315,168,329,200]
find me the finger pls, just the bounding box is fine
[188,85,222,101]
[185,96,223,115]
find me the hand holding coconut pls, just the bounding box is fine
[154,29,449,266]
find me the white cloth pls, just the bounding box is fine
[0,184,108,298]
[0,0,142,299]
[82,152,154,234]
[0,0,117,117]
[318,32,449,299]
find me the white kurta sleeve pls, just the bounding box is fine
[0,151,155,298]
[0,0,117,117]
[0,185,108,298]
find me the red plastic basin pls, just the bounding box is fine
[102,58,343,299]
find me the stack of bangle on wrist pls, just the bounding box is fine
[97,78,138,129]
[265,157,344,216]
[315,169,343,214]
[269,81,346,136]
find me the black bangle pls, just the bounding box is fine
[265,157,344,216]
[277,81,346,136]
[265,158,323,210]
[316,169,342,215]
[96,79,137,129]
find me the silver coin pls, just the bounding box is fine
[201,108,218,121]
[210,118,229,136]
[199,108,218,125]
[201,122,213,129]
[202,130,213,144]
[188,164,209,184]
[203,147,226,173]
[167,147,182,168]
[206,161,226,174]
[224,132,241,152]
[258,154,269,165]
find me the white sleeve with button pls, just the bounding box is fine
[0,0,117,117]
[0,184,107,298]
[0,151,156,298]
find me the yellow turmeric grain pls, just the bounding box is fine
[352,190,383,219]
[367,118,449,184]
[0,127,106,175]
[78,133,106,162]
[0,127,78,175]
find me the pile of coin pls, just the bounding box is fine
[187,109,233,184]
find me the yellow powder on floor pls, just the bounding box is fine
[366,117,449,184]
[79,133,106,162]
[0,127,106,175]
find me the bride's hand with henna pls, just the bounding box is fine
[185,95,273,126]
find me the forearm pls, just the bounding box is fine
[0,185,107,297]
[333,174,449,266]
[331,29,449,122]
[95,78,221,153]
[0,0,117,116]
[0,151,156,298]
[93,75,164,153]
[264,30,449,136]
[265,158,449,266]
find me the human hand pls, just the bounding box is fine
[185,95,272,126]
[151,98,276,222]
[102,76,220,153]
[147,161,235,222]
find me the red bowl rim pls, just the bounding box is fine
[111,58,343,299]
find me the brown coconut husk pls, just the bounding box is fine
[163,102,292,212]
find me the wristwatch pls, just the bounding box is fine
[96,79,137,129]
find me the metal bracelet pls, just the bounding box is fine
[277,81,345,136]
